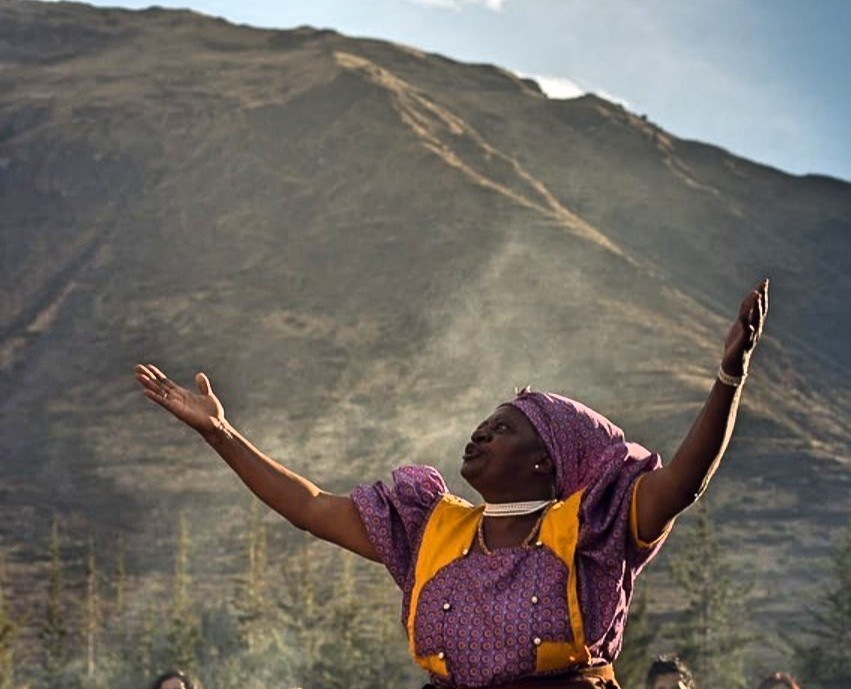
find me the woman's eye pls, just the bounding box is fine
[495,422,509,431]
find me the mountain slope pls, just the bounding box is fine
[1,0,850,657]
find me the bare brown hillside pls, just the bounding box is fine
[1,0,850,670]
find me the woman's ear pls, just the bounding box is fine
[533,455,557,499]
[533,454,554,475]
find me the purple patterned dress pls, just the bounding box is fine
[351,391,669,688]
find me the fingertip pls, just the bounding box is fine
[196,371,211,394]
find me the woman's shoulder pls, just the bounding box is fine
[389,464,451,507]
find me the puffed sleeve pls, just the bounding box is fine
[350,465,448,588]
[575,441,669,658]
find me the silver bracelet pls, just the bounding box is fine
[717,366,747,387]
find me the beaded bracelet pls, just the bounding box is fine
[717,366,747,387]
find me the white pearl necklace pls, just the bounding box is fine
[482,500,553,517]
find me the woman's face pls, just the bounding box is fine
[460,404,551,500]
[650,673,688,689]
[158,678,186,689]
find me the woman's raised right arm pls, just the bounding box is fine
[134,364,380,562]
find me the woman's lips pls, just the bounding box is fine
[463,442,483,461]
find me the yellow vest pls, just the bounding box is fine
[406,490,590,678]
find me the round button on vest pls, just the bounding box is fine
[438,651,446,660]
[533,637,542,646]
[443,602,451,611]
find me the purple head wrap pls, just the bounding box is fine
[507,389,655,500]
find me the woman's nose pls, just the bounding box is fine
[471,424,491,442]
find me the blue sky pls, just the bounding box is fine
[46,0,850,181]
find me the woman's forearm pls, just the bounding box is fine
[666,378,744,512]
[635,376,745,542]
[201,420,320,529]
[200,420,379,561]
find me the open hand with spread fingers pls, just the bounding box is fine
[721,278,769,378]
[134,363,225,436]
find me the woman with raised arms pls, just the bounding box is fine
[134,279,769,689]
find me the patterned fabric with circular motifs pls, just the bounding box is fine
[413,546,573,687]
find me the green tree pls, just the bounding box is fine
[106,533,129,670]
[84,536,102,687]
[667,502,751,689]
[345,559,412,689]
[0,551,19,689]
[167,512,201,672]
[279,533,321,685]
[248,501,268,612]
[311,552,361,689]
[614,588,654,689]
[235,499,268,651]
[114,536,126,622]
[793,517,851,689]
[304,550,412,689]
[41,515,68,682]
[137,604,157,683]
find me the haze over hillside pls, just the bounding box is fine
[1,0,850,667]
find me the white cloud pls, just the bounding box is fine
[520,72,632,110]
[525,74,585,100]
[410,0,506,11]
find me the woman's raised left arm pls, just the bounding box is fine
[635,279,769,543]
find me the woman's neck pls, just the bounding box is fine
[477,509,548,552]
